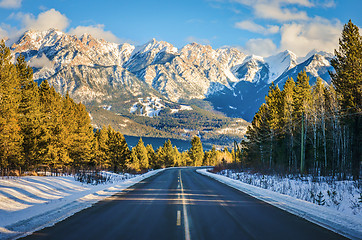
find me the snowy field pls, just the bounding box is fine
[197,169,362,240]
[0,169,164,239]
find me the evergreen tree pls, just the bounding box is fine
[330,20,362,180]
[265,83,283,168]
[94,127,110,168]
[181,151,192,166]
[203,151,211,166]
[0,41,23,171]
[107,126,129,172]
[293,70,312,173]
[189,136,204,166]
[70,103,94,167]
[209,145,217,166]
[282,77,296,171]
[311,78,327,173]
[62,92,77,167]
[146,144,156,168]
[133,138,149,170]
[38,81,68,170]
[162,140,175,167]
[324,85,342,176]
[128,147,141,172]
[16,54,41,170]
[173,146,181,166]
[155,146,165,168]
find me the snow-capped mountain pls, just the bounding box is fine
[10,29,334,121]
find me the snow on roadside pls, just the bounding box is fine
[197,169,362,240]
[0,169,164,240]
[216,169,361,216]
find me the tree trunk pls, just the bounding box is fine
[352,115,360,180]
[322,115,327,174]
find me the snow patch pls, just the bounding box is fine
[0,169,164,239]
[130,98,192,117]
[100,105,112,111]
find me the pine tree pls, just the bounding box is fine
[244,104,269,167]
[133,138,149,170]
[128,147,141,172]
[203,151,211,166]
[265,83,283,168]
[311,78,327,173]
[69,103,94,167]
[162,140,175,167]
[107,126,129,172]
[189,136,204,166]
[294,70,312,174]
[282,77,296,171]
[146,144,156,168]
[181,151,192,166]
[173,146,181,167]
[324,85,342,176]
[155,146,165,168]
[330,20,362,180]
[0,41,23,172]
[38,81,68,170]
[94,127,110,168]
[16,54,42,170]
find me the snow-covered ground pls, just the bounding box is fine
[197,169,362,240]
[130,97,193,117]
[130,97,164,117]
[0,169,164,239]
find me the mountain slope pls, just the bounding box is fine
[10,29,334,134]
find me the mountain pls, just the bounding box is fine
[10,29,334,139]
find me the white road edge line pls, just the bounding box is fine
[179,170,191,240]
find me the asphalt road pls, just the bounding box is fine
[23,168,347,240]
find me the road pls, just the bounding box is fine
[23,168,346,240]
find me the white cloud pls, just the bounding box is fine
[231,0,312,21]
[69,24,120,43]
[253,4,309,21]
[279,19,342,56]
[244,38,277,56]
[313,0,336,8]
[13,9,70,31]
[235,20,279,34]
[1,9,125,45]
[186,36,211,45]
[28,54,53,68]
[0,27,8,40]
[0,23,20,44]
[0,0,22,8]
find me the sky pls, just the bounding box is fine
[0,0,361,57]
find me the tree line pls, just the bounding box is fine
[0,40,238,175]
[241,20,361,180]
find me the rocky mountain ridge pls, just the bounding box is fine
[11,28,334,122]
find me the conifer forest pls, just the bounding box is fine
[0,20,361,180]
[241,20,361,180]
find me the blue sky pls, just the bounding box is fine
[0,0,361,56]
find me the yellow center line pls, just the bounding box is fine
[179,170,191,240]
[177,210,181,226]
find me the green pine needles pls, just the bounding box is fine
[242,20,361,179]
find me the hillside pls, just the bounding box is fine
[9,29,334,145]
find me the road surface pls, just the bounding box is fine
[23,168,346,240]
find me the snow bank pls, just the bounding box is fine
[217,169,361,216]
[0,169,164,239]
[197,169,362,240]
